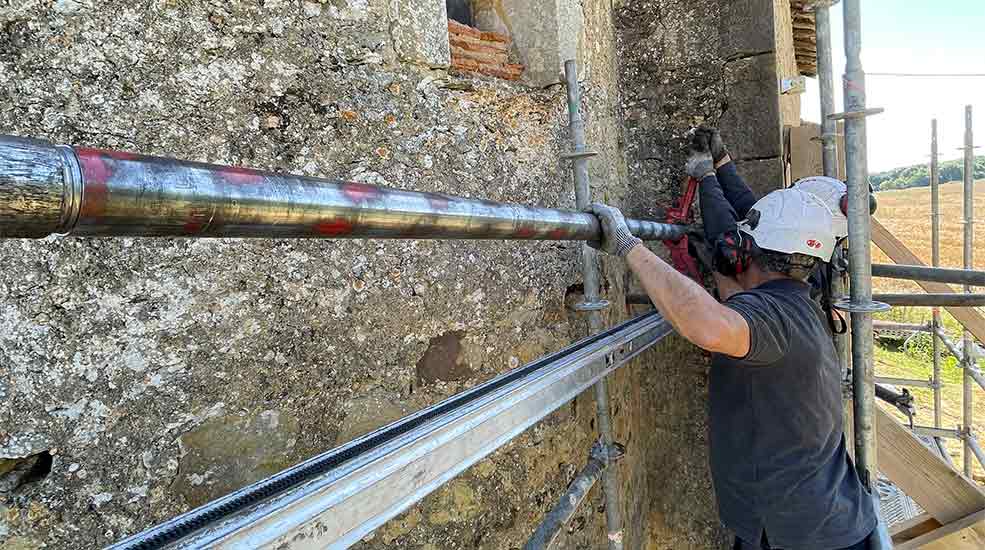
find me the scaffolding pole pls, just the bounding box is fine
[840,0,878,483]
[931,118,944,430]
[816,1,851,382]
[963,105,975,477]
[563,59,624,550]
[838,1,893,547]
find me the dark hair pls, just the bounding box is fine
[753,249,819,281]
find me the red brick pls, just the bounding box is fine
[447,19,481,38]
[480,30,510,44]
[449,35,509,55]
[477,62,524,81]
[450,45,507,65]
[450,57,480,72]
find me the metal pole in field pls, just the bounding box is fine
[931,119,943,430]
[563,59,624,550]
[963,105,975,477]
[816,1,851,382]
[837,2,893,547]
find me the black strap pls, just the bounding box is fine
[822,261,848,335]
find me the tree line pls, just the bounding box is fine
[870,155,985,191]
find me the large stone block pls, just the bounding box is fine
[719,0,775,59]
[391,0,450,67]
[500,0,583,87]
[174,410,301,507]
[720,53,783,161]
[735,157,786,197]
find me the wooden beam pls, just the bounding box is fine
[876,407,985,547]
[877,407,985,523]
[890,513,937,537]
[897,508,985,549]
[871,218,985,344]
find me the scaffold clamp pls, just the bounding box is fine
[827,107,885,121]
[560,150,600,160]
[833,297,891,313]
[572,299,610,312]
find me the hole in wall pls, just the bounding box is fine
[0,451,53,494]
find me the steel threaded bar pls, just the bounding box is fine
[0,135,686,242]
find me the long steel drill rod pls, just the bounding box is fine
[0,135,685,242]
[563,59,625,550]
[963,105,975,477]
[931,119,943,429]
[871,263,985,287]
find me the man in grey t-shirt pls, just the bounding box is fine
[587,129,876,549]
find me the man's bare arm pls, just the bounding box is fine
[626,245,750,357]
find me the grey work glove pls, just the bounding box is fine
[685,153,715,180]
[587,203,643,257]
[691,125,729,164]
[685,127,715,179]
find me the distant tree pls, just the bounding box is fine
[870,155,985,191]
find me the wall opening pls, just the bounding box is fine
[446,1,523,81]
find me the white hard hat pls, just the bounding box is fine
[793,176,848,238]
[737,188,836,261]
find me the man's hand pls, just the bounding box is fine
[692,126,730,166]
[685,130,715,180]
[587,203,643,257]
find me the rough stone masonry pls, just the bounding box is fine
[0,1,785,548]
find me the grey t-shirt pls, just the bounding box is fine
[709,278,877,549]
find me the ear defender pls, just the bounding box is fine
[713,229,758,277]
[838,190,878,218]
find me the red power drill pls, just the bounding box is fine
[663,176,703,282]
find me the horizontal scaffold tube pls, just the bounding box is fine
[874,293,985,307]
[872,263,985,287]
[0,135,686,241]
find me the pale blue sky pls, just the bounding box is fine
[802,0,985,171]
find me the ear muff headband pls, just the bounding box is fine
[713,229,758,277]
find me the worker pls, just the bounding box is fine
[587,128,877,549]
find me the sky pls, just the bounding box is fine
[801,0,985,172]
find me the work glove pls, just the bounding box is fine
[686,128,715,179]
[587,203,643,257]
[685,152,715,180]
[691,126,729,165]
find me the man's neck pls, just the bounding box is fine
[739,269,794,291]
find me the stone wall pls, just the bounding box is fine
[0,1,787,549]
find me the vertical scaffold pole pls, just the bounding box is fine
[963,105,975,477]
[563,60,624,550]
[842,0,878,484]
[838,2,893,547]
[817,5,839,179]
[816,2,851,381]
[931,119,943,431]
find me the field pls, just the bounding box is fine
[871,180,985,478]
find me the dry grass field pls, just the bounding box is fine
[872,180,985,294]
[871,180,985,479]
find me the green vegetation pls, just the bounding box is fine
[869,155,985,191]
